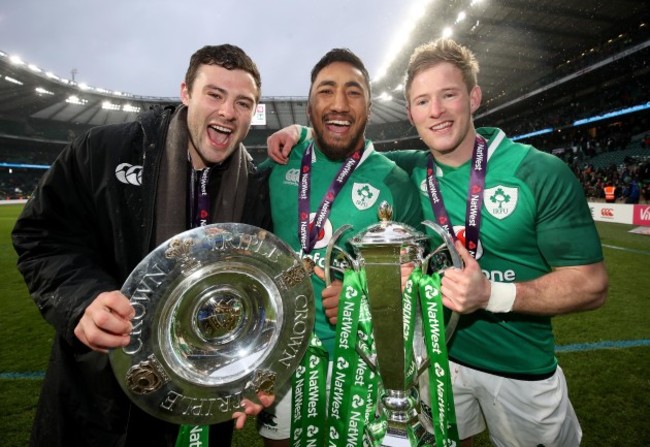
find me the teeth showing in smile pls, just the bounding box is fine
[208,124,232,145]
[326,120,351,127]
[430,121,452,131]
[209,124,232,134]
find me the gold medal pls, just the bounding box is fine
[302,256,315,274]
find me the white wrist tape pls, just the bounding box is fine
[486,281,516,313]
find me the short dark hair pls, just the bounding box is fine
[309,48,371,96]
[185,44,262,102]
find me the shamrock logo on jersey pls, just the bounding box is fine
[484,185,518,220]
[352,182,380,210]
[490,187,510,207]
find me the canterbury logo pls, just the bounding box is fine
[601,208,614,217]
[284,168,300,186]
[115,163,143,186]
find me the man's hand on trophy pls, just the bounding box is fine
[401,262,415,291]
[267,125,302,164]
[440,241,491,314]
[74,290,135,353]
[314,265,342,325]
[232,393,275,429]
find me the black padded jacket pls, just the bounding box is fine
[11,105,271,446]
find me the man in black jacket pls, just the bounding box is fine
[12,44,272,447]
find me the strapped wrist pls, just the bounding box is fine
[486,281,516,313]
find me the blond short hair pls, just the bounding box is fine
[404,38,479,102]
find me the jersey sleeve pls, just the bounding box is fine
[297,125,312,144]
[385,164,424,231]
[383,150,428,175]
[519,150,603,266]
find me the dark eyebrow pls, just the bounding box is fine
[315,80,336,89]
[345,80,364,90]
[315,80,364,90]
[235,95,255,105]
[205,84,255,104]
[204,84,227,95]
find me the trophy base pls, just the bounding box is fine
[379,423,436,447]
[381,433,410,447]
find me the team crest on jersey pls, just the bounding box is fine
[352,182,380,210]
[484,185,518,220]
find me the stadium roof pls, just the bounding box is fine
[0,0,648,137]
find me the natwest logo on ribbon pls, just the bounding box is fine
[633,205,650,226]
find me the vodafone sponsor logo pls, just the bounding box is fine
[633,205,650,226]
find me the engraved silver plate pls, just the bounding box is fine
[109,223,315,424]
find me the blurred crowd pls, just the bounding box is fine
[571,158,650,204]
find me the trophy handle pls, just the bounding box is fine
[323,224,358,286]
[323,224,378,371]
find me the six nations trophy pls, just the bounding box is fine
[317,201,463,447]
[109,223,315,425]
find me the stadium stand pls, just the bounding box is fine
[0,2,647,198]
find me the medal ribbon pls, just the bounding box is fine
[190,167,212,228]
[426,136,487,258]
[177,167,213,446]
[298,143,362,254]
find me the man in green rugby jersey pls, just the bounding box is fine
[267,38,608,447]
[257,48,422,447]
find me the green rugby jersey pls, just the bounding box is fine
[388,127,603,376]
[268,134,422,356]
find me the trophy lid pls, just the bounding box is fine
[350,201,426,247]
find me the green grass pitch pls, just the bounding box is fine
[1,203,649,446]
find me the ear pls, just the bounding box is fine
[469,85,482,114]
[180,82,190,106]
[406,105,414,126]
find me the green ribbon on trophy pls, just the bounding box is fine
[290,269,383,447]
[326,269,384,447]
[290,332,329,446]
[411,268,459,447]
[175,424,209,447]
[290,266,457,447]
